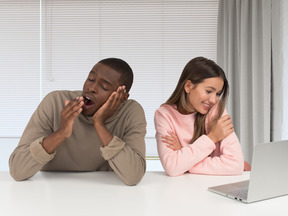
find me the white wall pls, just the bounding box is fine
[0,138,19,171]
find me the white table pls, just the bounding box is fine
[0,171,287,216]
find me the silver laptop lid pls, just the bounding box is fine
[247,140,288,202]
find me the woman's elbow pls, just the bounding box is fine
[232,167,244,175]
[164,166,185,177]
[160,160,185,177]
[229,160,245,175]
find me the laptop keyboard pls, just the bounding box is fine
[228,188,248,200]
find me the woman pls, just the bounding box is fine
[154,57,244,177]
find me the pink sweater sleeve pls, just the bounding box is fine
[154,105,244,177]
[188,131,244,175]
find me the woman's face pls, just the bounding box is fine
[184,77,224,114]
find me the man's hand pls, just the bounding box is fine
[162,131,182,151]
[42,96,84,154]
[93,85,128,125]
[59,96,84,138]
[92,86,128,147]
[208,115,234,144]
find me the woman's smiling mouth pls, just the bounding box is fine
[202,102,212,110]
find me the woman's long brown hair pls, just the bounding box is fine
[164,57,229,143]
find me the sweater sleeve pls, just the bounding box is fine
[188,131,244,175]
[9,92,56,181]
[187,107,244,175]
[100,102,147,186]
[154,107,216,177]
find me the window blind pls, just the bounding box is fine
[0,0,218,143]
[0,0,40,137]
[41,0,218,139]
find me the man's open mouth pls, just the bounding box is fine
[84,96,94,106]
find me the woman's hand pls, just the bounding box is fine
[208,114,234,143]
[162,131,182,151]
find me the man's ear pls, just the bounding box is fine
[184,80,194,94]
[124,93,129,101]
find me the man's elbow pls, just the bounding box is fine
[9,159,35,181]
[121,171,145,186]
[9,168,28,181]
[9,159,23,181]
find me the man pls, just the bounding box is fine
[9,58,147,186]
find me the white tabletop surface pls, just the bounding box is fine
[0,171,287,216]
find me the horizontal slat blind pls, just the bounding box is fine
[42,0,218,138]
[0,0,217,138]
[0,0,40,137]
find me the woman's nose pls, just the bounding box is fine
[209,94,218,104]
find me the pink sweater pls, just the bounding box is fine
[154,104,244,177]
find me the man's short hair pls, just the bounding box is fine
[99,58,134,92]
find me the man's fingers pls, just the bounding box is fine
[63,97,83,119]
[108,88,125,109]
[108,86,127,108]
[116,85,127,102]
[106,92,118,108]
[65,100,70,106]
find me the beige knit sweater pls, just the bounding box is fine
[9,90,147,186]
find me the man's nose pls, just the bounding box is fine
[87,83,98,94]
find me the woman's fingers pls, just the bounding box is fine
[162,132,182,151]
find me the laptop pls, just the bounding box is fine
[208,140,288,203]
